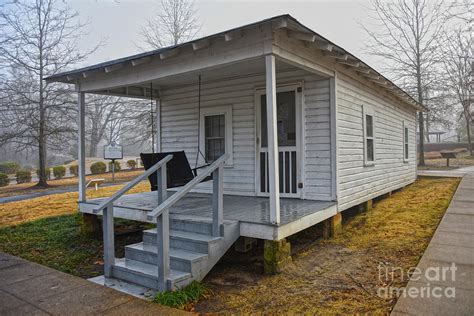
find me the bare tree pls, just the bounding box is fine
[86,95,125,157]
[0,0,97,186]
[361,0,451,166]
[140,0,201,50]
[85,95,153,156]
[441,26,473,155]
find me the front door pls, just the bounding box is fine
[257,88,301,198]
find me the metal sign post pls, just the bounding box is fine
[104,142,123,183]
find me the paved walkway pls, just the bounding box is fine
[0,253,189,316]
[392,172,474,315]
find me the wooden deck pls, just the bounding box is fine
[80,191,337,240]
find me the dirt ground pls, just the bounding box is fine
[194,177,460,314]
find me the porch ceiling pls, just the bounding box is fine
[90,57,323,99]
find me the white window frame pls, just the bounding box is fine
[403,120,409,162]
[362,105,375,166]
[199,105,233,166]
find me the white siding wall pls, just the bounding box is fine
[159,67,332,199]
[303,78,333,200]
[336,72,417,211]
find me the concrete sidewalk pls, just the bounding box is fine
[0,253,189,315]
[391,174,474,315]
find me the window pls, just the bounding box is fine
[403,122,409,161]
[205,115,225,162]
[199,105,233,165]
[363,106,375,165]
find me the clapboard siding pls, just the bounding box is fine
[159,67,332,198]
[336,72,417,211]
[303,78,332,200]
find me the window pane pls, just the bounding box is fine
[367,139,374,161]
[204,114,226,162]
[260,91,296,147]
[366,115,373,137]
[405,144,409,159]
[405,127,409,143]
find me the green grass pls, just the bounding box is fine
[0,214,103,277]
[154,281,212,310]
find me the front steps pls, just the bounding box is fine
[105,215,240,292]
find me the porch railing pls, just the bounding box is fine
[93,152,229,292]
[92,154,173,279]
[147,153,228,291]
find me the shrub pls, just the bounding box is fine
[90,161,106,175]
[36,168,51,180]
[0,173,9,187]
[16,170,32,184]
[69,165,78,176]
[0,161,21,174]
[154,281,211,309]
[108,161,121,172]
[126,159,137,170]
[53,166,66,179]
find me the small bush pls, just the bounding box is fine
[0,173,9,187]
[90,161,106,174]
[108,161,121,172]
[0,161,21,174]
[69,165,78,176]
[36,168,51,180]
[126,159,137,170]
[154,281,211,310]
[53,166,66,179]
[16,170,32,184]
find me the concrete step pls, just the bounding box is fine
[112,258,192,290]
[170,215,213,235]
[124,242,208,273]
[143,229,222,253]
[169,215,238,235]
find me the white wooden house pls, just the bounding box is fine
[46,15,421,294]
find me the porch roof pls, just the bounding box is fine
[45,14,422,110]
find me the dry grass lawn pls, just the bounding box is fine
[419,153,474,170]
[0,181,150,227]
[195,177,460,314]
[0,170,144,198]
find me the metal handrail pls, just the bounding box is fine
[93,154,173,214]
[146,153,229,221]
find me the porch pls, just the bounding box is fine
[80,191,337,240]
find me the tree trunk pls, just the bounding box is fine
[89,133,99,157]
[425,113,430,143]
[466,116,473,156]
[418,112,426,166]
[36,14,48,188]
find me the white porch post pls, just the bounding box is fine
[77,92,86,202]
[265,55,281,225]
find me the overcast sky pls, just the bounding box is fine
[69,0,382,70]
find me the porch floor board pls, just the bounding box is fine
[85,191,335,226]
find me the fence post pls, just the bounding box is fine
[103,205,115,277]
[212,165,223,237]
